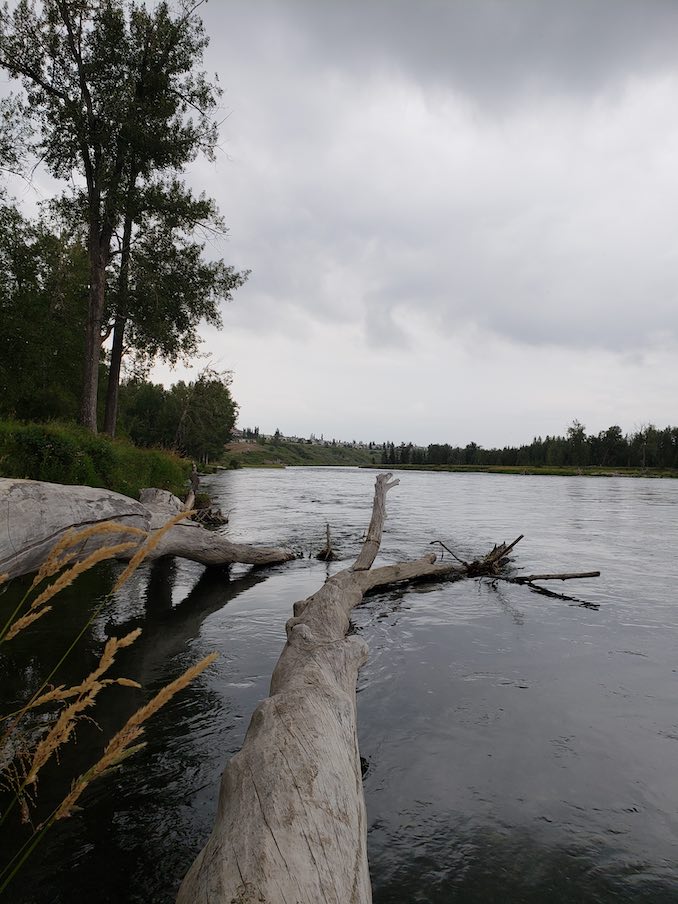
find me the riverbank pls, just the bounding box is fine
[0,420,191,497]
[360,462,678,478]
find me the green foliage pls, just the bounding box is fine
[114,181,249,370]
[0,205,87,421]
[0,420,189,497]
[118,370,237,462]
[379,422,678,473]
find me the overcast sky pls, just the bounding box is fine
[10,0,678,446]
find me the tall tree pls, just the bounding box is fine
[102,179,248,436]
[0,0,220,431]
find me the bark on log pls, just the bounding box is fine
[177,474,460,904]
[0,479,294,581]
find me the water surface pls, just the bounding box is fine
[1,468,677,902]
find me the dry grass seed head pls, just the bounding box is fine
[30,523,148,590]
[22,629,143,791]
[52,651,218,822]
[4,606,54,640]
[27,541,139,614]
[4,541,139,642]
[113,510,193,592]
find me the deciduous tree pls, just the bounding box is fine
[0,0,221,431]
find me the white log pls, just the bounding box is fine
[0,478,150,580]
[138,487,296,567]
[147,523,297,567]
[0,479,294,581]
[177,474,459,904]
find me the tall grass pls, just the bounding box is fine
[0,513,216,895]
[0,419,191,497]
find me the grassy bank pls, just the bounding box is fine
[0,420,191,498]
[223,440,377,468]
[360,463,678,478]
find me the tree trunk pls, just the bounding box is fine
[177,474,460,904]
[80,243,107,433]
[102,312,127,437]
[103,189,135,437]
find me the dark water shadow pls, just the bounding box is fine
[0,558,268,904]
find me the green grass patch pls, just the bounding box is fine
[0,420,191,498]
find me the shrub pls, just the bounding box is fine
[0,421,190,499]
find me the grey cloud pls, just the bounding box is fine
[188,0,678,410]
[205,1,678,107]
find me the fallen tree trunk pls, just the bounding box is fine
[177,474,461,904]
[0,479,294,581]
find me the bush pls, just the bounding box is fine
[0,420,190,499]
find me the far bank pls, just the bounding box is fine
[359,462,678,479]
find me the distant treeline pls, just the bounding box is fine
[380,422,678,470]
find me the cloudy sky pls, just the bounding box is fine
[11,0,678,446]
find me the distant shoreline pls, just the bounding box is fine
[358,463,678,479]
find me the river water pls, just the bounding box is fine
[1,468,677,903]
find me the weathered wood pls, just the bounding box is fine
[509,571,601,583]
[0,479,149,580]
[177,474,460,904]
[147,523,296,568]
[352,472,399,571]
[465,534,524,576]
[183,463,200,512]
[316,522,334,561]
[0,479,294,581]
[176,476,603,902]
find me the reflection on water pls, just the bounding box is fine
[1,469,678,902]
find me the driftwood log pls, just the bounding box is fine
[0,479,294,581]
[177,474,459,904]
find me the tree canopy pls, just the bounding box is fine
[0,204,87,420]
[118,369,238,462]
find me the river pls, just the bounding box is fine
[1,468,677,902]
